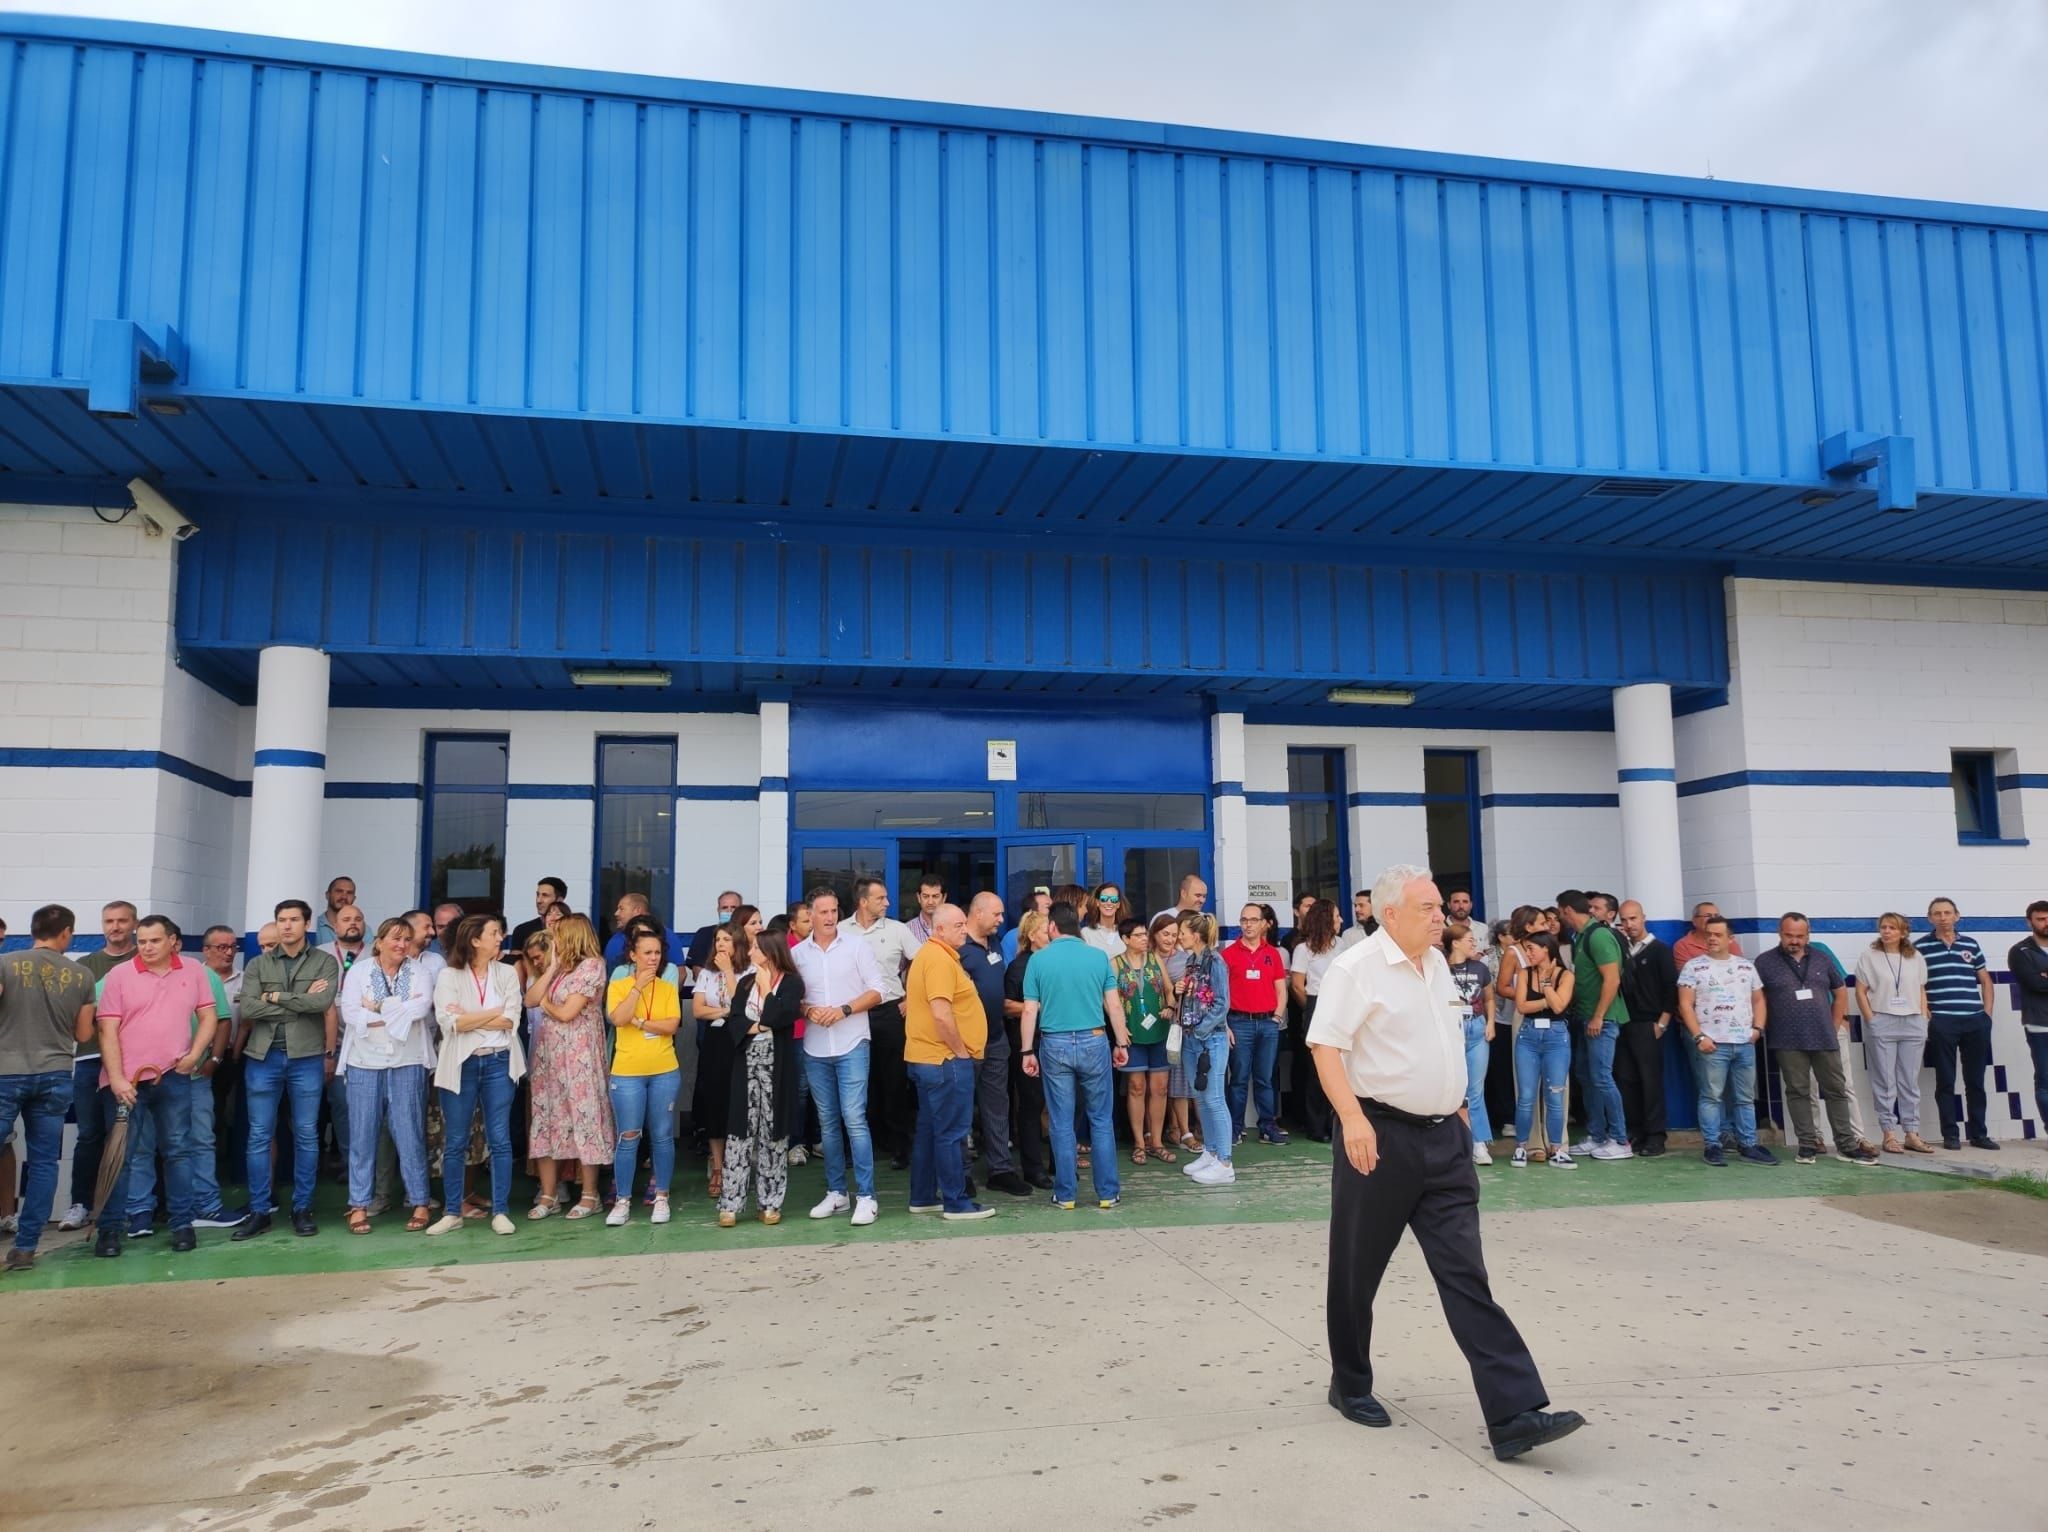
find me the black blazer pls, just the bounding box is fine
[725,969,806,1143]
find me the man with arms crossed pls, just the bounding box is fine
[1309,864,1583,1461]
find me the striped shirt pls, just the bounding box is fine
[1919,934,1988,1019]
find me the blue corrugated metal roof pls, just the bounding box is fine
[0,16,2043,517]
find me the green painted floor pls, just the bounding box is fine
[2,1139,1948,1292]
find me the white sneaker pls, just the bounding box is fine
[58,1203,90,1231]
[1190,1159,1237,1186]
[1472,1142,1494,1166]
[490,1213,516,1236]
[1510,1145,1528,1167]
[651,1196,671,1225]
[850,1196,879,1227]
[809,1191,850,1220]
[1549,1150,1577,1169]
[605,1199,631,1227]
[1569,1139,1596,1157]
[1181,1150,1217,1178]
[424,1213,465,1236]
[0,1213,16,1235]
[1591,1142,1634,1161]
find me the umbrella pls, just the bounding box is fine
[90,1066,161,1225]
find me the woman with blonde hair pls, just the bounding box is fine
[523,913,614,1220]
[1174,911,1236,1186]
[1854,914,1933,1154]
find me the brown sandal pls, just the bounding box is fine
[1150,1138,1177,1164]
[1131,1145,1148,1165]
[406,1205,432,1232]
[347,1208,372,1235]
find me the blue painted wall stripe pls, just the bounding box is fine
[758,776,790,794]
[1481,792,1620,809]
[1680,769,1950,797]
[1996,774,2048,792]
[675,785,759,802]
[0,747,250,798]
[1214,780,1248,798]
[325,782,424,801]
[1347,791,1430,808]
[505,784,596,802]
[1616,767,1677,784]
[252,749,327,770]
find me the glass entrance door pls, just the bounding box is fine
[1003,837,1082,915]
[1094,839,1205,923]
[897,837,998,913]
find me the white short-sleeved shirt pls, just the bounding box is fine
[1305,927,1466,1115]
[1679,955,1763,1045]
[790,932,886,1058]
[1289,940,1341,998]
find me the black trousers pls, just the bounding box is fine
[866,1001,915,1157]
[1296,998,1333,1140]
[1613,1020,1667,1151]
[1006,1021,1048,1180]
[1928,1015,1993,1140]
[1327,1104,1548,1426]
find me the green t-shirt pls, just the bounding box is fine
[1571,922,1632,1024]
[1021,938,1117,1033]
[1113,953,1170,1045]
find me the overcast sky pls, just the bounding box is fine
[22,0,2048,210]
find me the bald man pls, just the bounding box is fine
[903,904,996,1220]
[961,892,1030,1197]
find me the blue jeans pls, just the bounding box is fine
[126,1068,226,1221]
[0,1070,71,1250]
[68,1056,110,1208]
[1514,1022,1571,1144]
[610,1069,682,1200]
[1192,1030,1232,1165]
[804,1043,875,1200]
[908,1057,978,1212]
[1039,1030,1120,1205]
[244,1044,325,1215]
[1227,1015,1282,1138]
[1696,1041,1760,1149]
[1582,1023,1626,1144]
[440,1050,517,1215]
[102,1072,196,1234]
[345,1065,430,1208]
[1462,1015,1494,1142]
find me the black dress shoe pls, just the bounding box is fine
[170,1228,197,1253]
[230,1213,272,1242]
[291,1209,318,1237]
[1488,1408,1586,1461]
[889,1151,911,1172]
[1942,1136,1963,1150]
[93,1229,123,1259]
[1026,1172,1054,1191]
[1968,1136,2001,1151]
[1326,1382,1390,1427]
[988,1170,1034,1198]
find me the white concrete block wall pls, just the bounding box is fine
[1245,723,1623,916]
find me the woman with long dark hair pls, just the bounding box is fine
[719,931,806,1226]
[692,907,759,1199]
[1287,898,1341,1142]
[1511,930,1576,1170]
[426,914,526,1236]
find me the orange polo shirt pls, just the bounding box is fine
[903,939,988,1064]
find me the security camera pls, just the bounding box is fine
[127,478,199,542]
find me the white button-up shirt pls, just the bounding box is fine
[849,913,922,1004]
[790,931,885,1059]
[1306,926,1466,1116]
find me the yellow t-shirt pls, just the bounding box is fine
[903,940,987,1065]
[605,976,681,1076]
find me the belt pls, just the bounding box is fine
[1358,1096,1453,1128]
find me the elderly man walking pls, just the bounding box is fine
[1309,865,1583,1462]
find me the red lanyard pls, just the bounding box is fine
[472,967,490,1008]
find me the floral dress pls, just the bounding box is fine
[526,956,615,1162]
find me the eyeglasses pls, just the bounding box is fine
[203,941,236,951]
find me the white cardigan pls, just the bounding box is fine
[431,959,529,1093]
[336,956,435,1074]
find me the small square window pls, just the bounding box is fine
[1951,751,1999,842]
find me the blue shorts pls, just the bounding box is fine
[1118,1040,1169,1073]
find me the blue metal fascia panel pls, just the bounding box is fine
[6,19,2047,508]
[173,508,1729,692]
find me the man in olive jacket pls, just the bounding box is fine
[232,899,340,1240]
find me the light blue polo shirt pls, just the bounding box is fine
[1022,937,1116,1033]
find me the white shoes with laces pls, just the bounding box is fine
[810,1191,850,1219]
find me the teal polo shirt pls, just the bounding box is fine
[1022,937,1116,1033]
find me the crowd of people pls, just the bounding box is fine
[1,869,2043,1272]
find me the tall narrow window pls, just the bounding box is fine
[598,737,678,931]
[1950,750,1999,842]
[424,734,509,915]
[1285,748,1347,905]
[1421,750,1483,917]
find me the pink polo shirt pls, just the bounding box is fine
[97,954,216,1086]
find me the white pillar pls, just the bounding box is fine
[758,698,791,909]
[1613,683,1683,922]
[1210,709,1249,919]
[243,646,330,935]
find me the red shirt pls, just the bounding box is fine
[96,954,216,1086]
[1222,939,1285,1015]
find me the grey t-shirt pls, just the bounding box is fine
[0,949,93,1076]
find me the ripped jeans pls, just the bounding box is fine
[609,1069,682,1201]
[1514,1020,1572,1146]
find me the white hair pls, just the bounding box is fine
[1371,864,1436,914]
